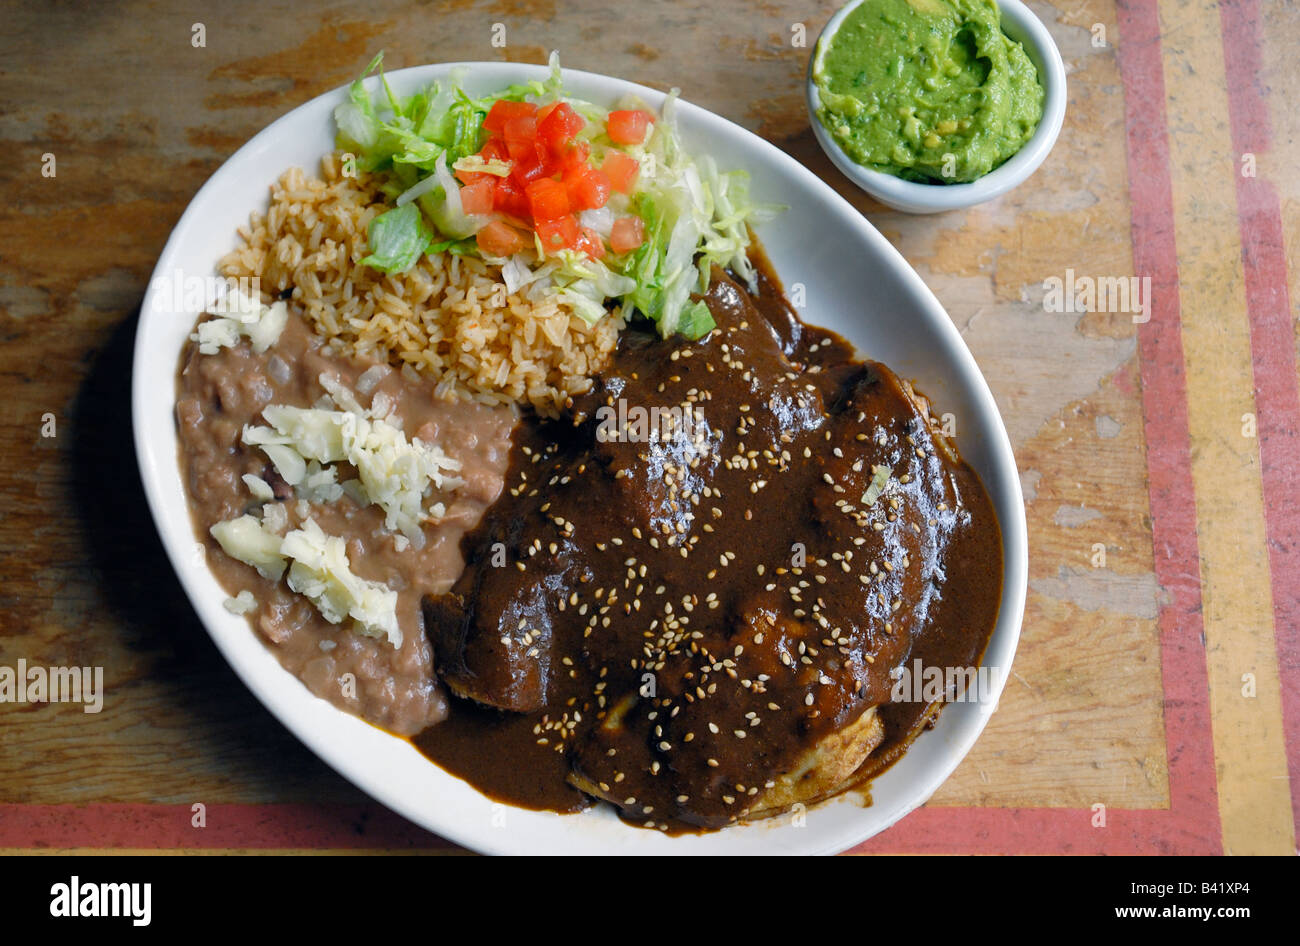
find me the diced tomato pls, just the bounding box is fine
[504,115,540,161]
[513,142,561,185]
[525,177,570,222]
[575,227,606,260]
[601,151,640,193]
[479,138,510,163]
[459,180,495,215]
[512,153,544,185]
[538,102,585,148]
[502,137,527,162]
[482,99,537,135]
[609,215,646,254]
[565,165,611,211]
[535,214,580,252]
[492,175,531,219]
[562,140,591,173]
[476,220,528,257]
[477,97,650,255]
[606,109,652,145]
[503,114,538,142]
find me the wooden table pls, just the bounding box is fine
[2,0,1295,855]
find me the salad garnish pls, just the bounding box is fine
[334,52,778,339]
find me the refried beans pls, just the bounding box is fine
[175,309,517,735]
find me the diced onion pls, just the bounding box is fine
[396,174,440,207]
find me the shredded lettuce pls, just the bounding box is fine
[428,237,480,256]
[677,300,716,340]
[360,203,433,273]
[612,90,782,336]
[415,153,490,239]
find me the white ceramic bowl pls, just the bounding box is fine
[133,61,1028,854]
[807,0,1067,213]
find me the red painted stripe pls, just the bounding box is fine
[1105,0,1222,852]
[0,801,1218,853]
[850,807,1209,855]
[1219,0,1300,837]
[0,804,451,850]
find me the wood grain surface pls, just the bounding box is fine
[1,0,1295,854]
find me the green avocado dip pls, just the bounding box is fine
[813,0,1044,184]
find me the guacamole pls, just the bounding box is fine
[813,0,1044,184]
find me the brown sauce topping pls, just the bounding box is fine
[416,253,1003,832]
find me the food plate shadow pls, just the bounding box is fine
[73,308,354,798]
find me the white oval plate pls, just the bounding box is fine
[133,61,1028,855]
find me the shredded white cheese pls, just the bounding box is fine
[255,442,307,486]
[209,513,402,648]
[242,374,462,538]
[280,518,401,647]
[299,460,344,504]
[241,473,275,501]
[210,515,287,581]
[223,590,258,615]
[192,287,288,355]
[261,502,289,535]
